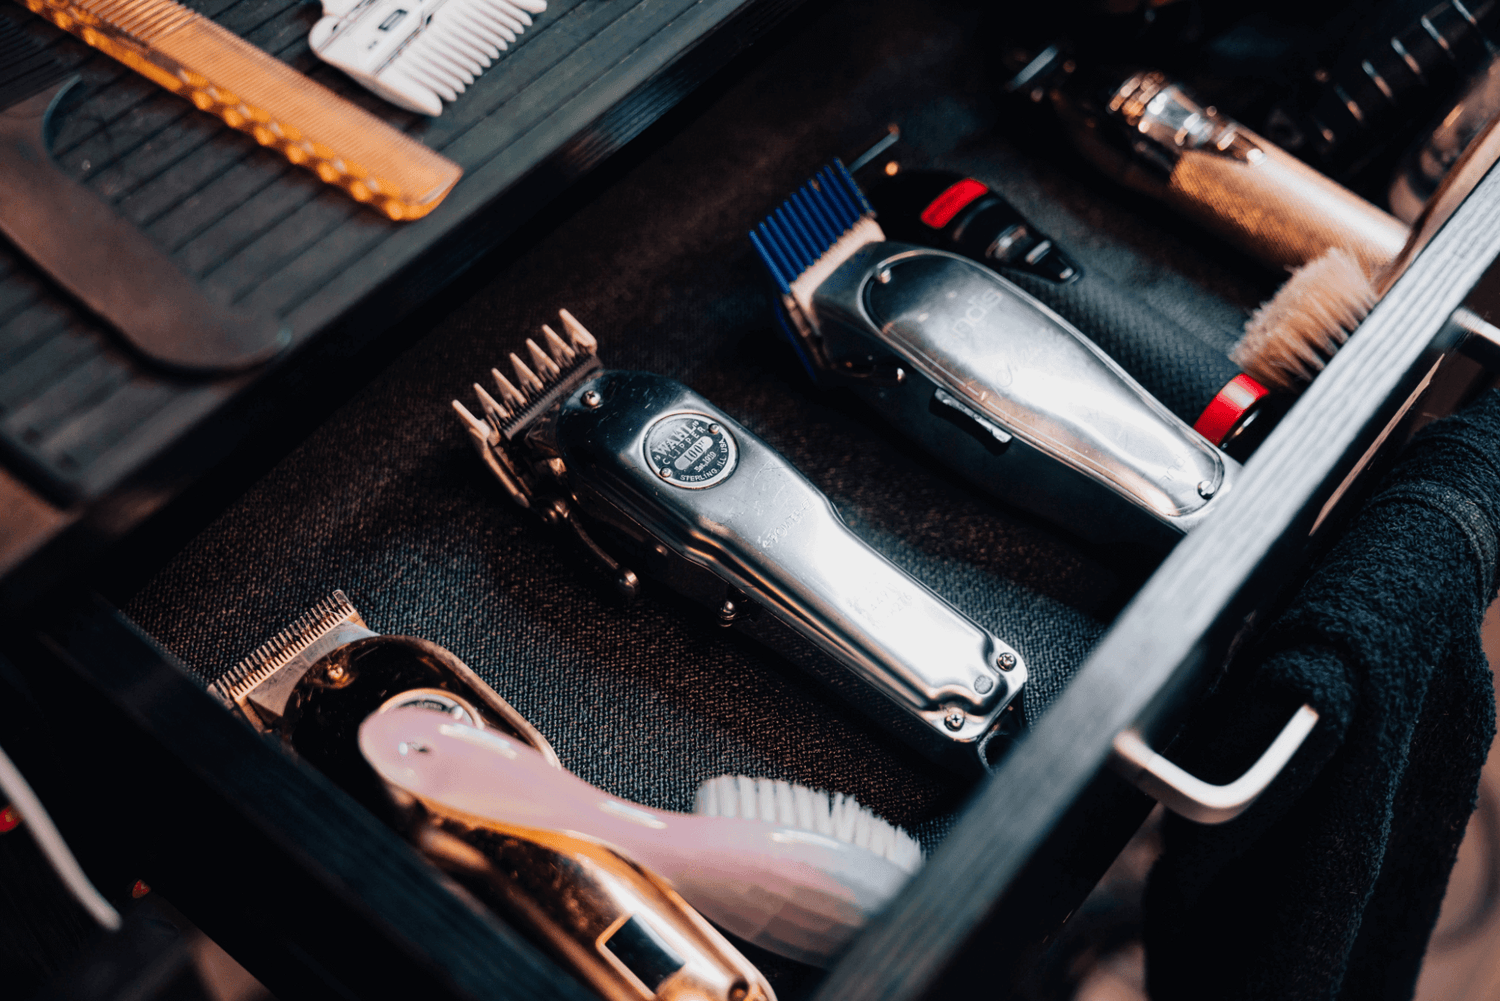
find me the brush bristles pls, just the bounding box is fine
[1234,247,1380,391]
[694,775,923,874]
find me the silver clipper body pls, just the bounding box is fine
[752,162,1239,546]
[453,312,1025,773]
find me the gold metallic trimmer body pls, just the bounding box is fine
[212,592,774,1001]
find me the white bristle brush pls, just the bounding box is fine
[1232,117,1500,392]
[693,775,924,873]
[309,0,548,116]
[1233,247,1382,391]
[360,706,923,966]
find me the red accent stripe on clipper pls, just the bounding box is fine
[920,179,989,229]
[1195,374,1270,445]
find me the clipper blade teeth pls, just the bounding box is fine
[474,382,510,425]
[492,368,528,407]
[457,309,603,444]
[210,590,364,712]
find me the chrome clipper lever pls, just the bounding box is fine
[453,311,1027,773]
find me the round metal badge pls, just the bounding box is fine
[643,412,738,488]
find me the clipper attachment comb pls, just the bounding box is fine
[452,311,635,595]
[749,159,885,378]
[309,0,548,116]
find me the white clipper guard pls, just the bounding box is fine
[308,0,547,116]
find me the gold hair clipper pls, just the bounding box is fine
[211,591,775,1001]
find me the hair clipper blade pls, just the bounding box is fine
[451,311,638,596]
[210,590,375,730]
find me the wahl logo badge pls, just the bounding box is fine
[644,413,737,489]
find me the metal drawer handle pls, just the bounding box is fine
[1110,704,1320,824]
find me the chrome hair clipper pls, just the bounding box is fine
[751,161,1239,545]
[451,311,1025,773]
[212,592,775,1001]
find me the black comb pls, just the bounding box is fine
[0,16,71,112]
[0,13,288,373]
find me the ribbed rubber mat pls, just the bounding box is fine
[0,0,751,501]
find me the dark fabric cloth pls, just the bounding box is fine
[1144,388,1500,1001]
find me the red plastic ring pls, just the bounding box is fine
[1194,373,1270,446]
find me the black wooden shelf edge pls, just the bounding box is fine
[10,595,597,1001]
[809,162,1500,1001]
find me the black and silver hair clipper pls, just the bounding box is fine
[751,161,1239,546]
[451,311,1026,774]
[865,167,1286,459]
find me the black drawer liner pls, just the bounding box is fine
[123,0,1290,990]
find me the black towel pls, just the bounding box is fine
[1143,388,1500,1001]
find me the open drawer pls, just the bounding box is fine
[5,0,1500,996]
